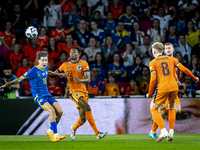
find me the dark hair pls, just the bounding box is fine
[71,47,80,53]
[48,36,58,53]
[134,56,142,64]
[142,66,149,73]
[130,21,142,32]
[3,65,12,70]
[113,52,123,67]
[94,52,105,67]
[108,72,115,78]
[183,0,192,6]
[117,21,124,25]
[59,50,68,57]
[143,34,150,39]
[104,36,114,50]
[41,45,49,51]
[37,51,48,60]
[5,21,15,34]
[178,33,185,38]
[185,20,196,33]
[93,10,101,15]
[40,26,46,31]
[80,52,89,62]
[152,19,161,35]
[106,10,113,15]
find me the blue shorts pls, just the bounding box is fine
[35,96,57,109]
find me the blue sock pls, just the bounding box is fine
[50,122,57,134]
[56,121,59,125]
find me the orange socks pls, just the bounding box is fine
[168,108,176,129]
[73,118,85,131]
[150,109,165,130]
[151,120,158,132]
[85,111,99,136]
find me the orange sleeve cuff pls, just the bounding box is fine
[177,64,196,80]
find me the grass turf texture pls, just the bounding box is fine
[0,134,200,150]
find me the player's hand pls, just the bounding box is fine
[196,77,199,83]
[146,93,149,98]
[74,77,81,82]
[59,73,67,77]
[0,84,6,89]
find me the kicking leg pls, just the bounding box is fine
[167,102,176,142]
[70,108,86,141]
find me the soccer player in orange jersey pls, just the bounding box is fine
[55,47,108,140]
[146,42,199,142]
[149,43,182,139]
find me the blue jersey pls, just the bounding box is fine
[119,14,138,31]
[174,20,187,34]
[20,66,51,99]
[165,35,179,47]
[104,20,117,33]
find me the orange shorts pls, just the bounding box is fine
[68,91,89,108]
[160,95,181,110]
[152,91,178,106]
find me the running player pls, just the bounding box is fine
[146,42,199,142]
[55,47,107,140]
[149,42,181,138]
[0,51,66,142]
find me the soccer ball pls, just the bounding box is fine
[25,26,38,39]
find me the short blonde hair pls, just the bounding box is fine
[152,42,164,52]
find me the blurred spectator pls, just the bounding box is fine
[84,37,101,64]
[2,65,19,98]
[151,6,173,31]
[75,0,87,17]
[128,0,149,18]
[90,21,107,45]
[87,67,103,96]
[102,36,116,64]
[137,34,152,66]
[123,43,136,68]
[104,11,117,35]
[89,10,103,29]
[23,82,31,96]
[109,0,124,19]
[185,20,200,47]
[147,19,164,43]
[124,79,140,95]
[148,0,166,15]
[185,76,197,97]
[90,52,107,81]
[165,26,179,47]
[192,35,200,60]
[10,4,28,42]
[38,26,49,47]
[109,52,127,82]
[173,9,187,34]
[44,0,65,34]
[192,10,200,30]
[136,66,150,95]
[73,19,92,49]
[17,57,31,78]
[1,0,16,18]
[79,52,89,63]
[175,34,192,64]
[59,0,73,15]
[50,19,70,41]
[24,36,41,67]
[188,56,200,77]
[23,0,39,19]
[119,5,138,31]
[174,51,185,81]
[48,36,60,62]
[0,21,16,49]
[129,21,144,47]
[103,73,120,96]
[9,43,23,71]
[56,50,68,68]
[87,0,108,18]
[48,77,63,96]
[178,0,198,19]
[63,4,80,32]
[178,80,187,97]
[58,33,80,59]
[129,56,144,79]
[110,21,131,50]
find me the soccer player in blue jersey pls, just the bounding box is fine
[0,51,66,142]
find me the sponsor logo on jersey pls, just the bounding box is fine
[75,93,79,97]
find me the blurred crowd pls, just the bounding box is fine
[0,0,200,98]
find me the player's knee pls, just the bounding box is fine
[57,109,63,117]
[85,104,91,111]
[80,116,86,122]
[49,108,56,116]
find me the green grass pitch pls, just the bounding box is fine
[0,134,200,150]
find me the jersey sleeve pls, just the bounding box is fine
[149,61,156,74]
[57,63,65,72]
[20,68,36,80]
[82,61,90,72]
[148,61,157,96]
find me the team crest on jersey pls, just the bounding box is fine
[42,73,45,76]
[39,99,43,103]
[75,94,79,97]
[77,65,82,71]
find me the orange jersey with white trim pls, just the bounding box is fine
[58,60,90,94]
[50,29,70,39]
[38,36,49,47]
[149,55,179,94]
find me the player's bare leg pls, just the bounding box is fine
[70,108,86,141]
[78,97,108,140]
[175,103,181,114]
[150,102,168,142]
[167,102,176,142]
[42,102,61,142]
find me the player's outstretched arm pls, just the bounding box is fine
[48,70,66,78]
[0,78,24,89]
[177,64,199,83]
[74,72,91,83]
